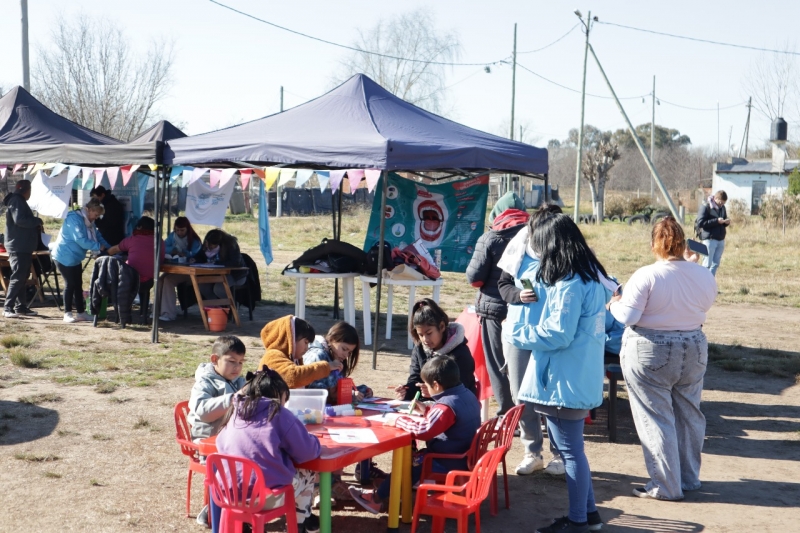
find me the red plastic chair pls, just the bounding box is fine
[205,453,298,533]
[493,404,525,511]
[411,447,506,533]
[173,400,209,520]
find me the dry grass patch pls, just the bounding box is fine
[18,393,62,405]
[133,416,150,429]
[43,471,62,479]
[14,453,60,463]
[1,335,34,349]
[8,348,43,369]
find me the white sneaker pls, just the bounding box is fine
[515,453,544,475]
[63,312,77,323]
[196,504,209,528]
[3,310,19,318]
[544,456,566,476]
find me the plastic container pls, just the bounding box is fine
[325,405,363,417]
[286,389,328,420]
[205,307,229,332]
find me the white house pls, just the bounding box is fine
[713,157,797,215]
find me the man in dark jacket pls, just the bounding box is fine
[91,186,127,246]
[696,190,730,276]
[3,180,44,318]
[465,192,529,417]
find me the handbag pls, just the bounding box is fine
[397,245,441,280]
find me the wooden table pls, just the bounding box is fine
[282,271,358,327]
[0,250,56,308]
[160,263,243,330]
[360,273,444,350]
[199,412,413,533]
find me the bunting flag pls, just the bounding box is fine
[239,172,251,191]
[50,163,67,178]
[121,164,140,186]
[0,166,6,180]
[220,168,238,188]
[365,169,382,193]
[31,163,45,174]
[82,167,94,190]
[182,167,194,187]
[188,167,208,186]
[294,169,314,188]
[329,170,346,193]
[264,167,280,190]
[253,168,266,180]
[66,165,82,185]
[317,170,330,192]
[93,168,106,186]
[148,164,159,171]
[42,163,56,170]
[13,164,23,174]
[107,167,120,190]
[278,168,296,187]
[209,169,223,188]
[346,169,365,192]
[169,166,185,183]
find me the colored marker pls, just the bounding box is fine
[408,391,421,415]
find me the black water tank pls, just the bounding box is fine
[770,117,788,142]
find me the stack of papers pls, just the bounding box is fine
[328,428,379,444]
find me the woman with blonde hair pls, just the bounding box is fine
[609,216,717,501]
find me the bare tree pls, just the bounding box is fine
[742,44,799,124]
[32,14,174,141]
[582,140,621,220]
[333,8,461,114]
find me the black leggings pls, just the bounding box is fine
[56,262,85,313]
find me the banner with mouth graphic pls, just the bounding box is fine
[363,173,489,273]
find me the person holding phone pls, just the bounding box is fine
[696,190,729,276]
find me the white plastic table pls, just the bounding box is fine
[282,271,358,327]
[360,273,444,350]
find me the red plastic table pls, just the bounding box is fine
[199,414,413,533]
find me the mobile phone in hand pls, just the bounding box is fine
[520,278,534,291]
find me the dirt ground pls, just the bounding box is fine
[1,298,799,533]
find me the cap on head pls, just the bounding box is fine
[15,180,32,192]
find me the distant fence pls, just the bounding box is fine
[265,187,375,216]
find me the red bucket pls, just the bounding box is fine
[205,307,229,332]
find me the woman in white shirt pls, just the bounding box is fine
[609,216,717,501]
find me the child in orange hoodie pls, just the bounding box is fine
[258,315,343,388]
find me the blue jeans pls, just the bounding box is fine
[702,238,725,276]
[620,326,707,500]
[545,416,597,524]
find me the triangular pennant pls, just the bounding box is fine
[0,166,6,180]
[13,164,23,174]
[82,167,94,190]
[31,163,45,174]
[365,169,382,193]
[294,169,314,188]
[278,168,296,187]
[182,167,194,187]
[107,167,120,190]
[264,167,280,189]
[346,169,365,192]
[253,168,265,180]
[42,163,56,170]
[66,166,82,184]
[50,163,67,177]
[240,174,251,191]
[329,170,346,193]
[169,166,185,182]
[120,164,140,186]
[189,167,208,185]
[220,168,237,188]
[209,169,223,188]
[93,168,106,184]
[317,171,330,192]
[148,164,159,171]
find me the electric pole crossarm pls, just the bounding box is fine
[587,44,680,220]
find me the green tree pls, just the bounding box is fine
[566,124,611,149]
[611,124,691,150]
[789,167,800,196]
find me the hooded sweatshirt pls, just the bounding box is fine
[403,322,477,401]
[488,192,526,224]
[3,191,44,254]
[187,362,246,440]
[258,315,330,389]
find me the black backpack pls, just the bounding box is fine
[284,238,368,274]
[364,241,393,275]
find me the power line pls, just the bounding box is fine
[596,20,800,56]
[658,98,747,111]
[208,0,509,67]
[516,62,648,100]
[517,24,580,54]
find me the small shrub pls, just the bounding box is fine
[727,199,749,227]
[18,393,62,405]
[605,195,627,217]
[14,453,60,463]
[626,197,651,215]
[9,349,41,369]
[133,417,150,429]
[94,382,118,394]
[0,335,33,349]
[759,193,800,227]
[739,287,750,295]
[43,472,62,479]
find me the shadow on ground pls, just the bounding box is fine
[0,399,59,445]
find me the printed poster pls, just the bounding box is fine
[364,173,489,273]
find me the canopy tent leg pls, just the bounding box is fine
[371,172,388,370]
[151,168,163,343]
[543,174,549,204]
[332,189,340,320]
[166,180,172,232]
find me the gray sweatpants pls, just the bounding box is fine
[505,343,544,456]
[480,316,514,416]
[621,326,708,500]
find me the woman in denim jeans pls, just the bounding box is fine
[609,217,717,501]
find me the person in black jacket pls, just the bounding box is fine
[91,186,127,247]
[465,193,529,416]
[391,299,477,401]
[696,190,730,276]
[3,180,44,318]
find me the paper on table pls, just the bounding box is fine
[328,428,379,444]
[385,400,412,408]
[365,412,425,424]
[357,403,394,411]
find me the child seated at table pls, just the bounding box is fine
[215,365,322,533]
[391,299,477,401]
[303,321,373,402]
[349,355,482,513]
[165,216,201,258]
[188,335,246,527]
[258,315,343,389]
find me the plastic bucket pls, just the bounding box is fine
[205,307,229,332]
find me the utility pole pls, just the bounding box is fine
[650,75,655,199]
[717,102,720,158]
[510,23,517,141]
[574,11,592,222]
[738,97,752,158]
[21,0,30,90]
[276,86,285,218]
[280,86,284,113]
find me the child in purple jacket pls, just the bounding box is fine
[215,366,322,533]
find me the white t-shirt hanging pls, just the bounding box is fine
[185,177,237,228]
[28,170,74,218]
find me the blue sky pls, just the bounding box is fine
[1,0,797,151]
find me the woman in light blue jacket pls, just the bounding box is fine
[50,198,109,323]
[502,213,608,533]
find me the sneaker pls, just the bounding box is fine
[14,307,38,317]
[195,504,209,528]
[354,461,388,483]
[632,487,659,499]
[74,311,92,322]
[587,510,603,531]
[348,486,385,515]
[302,514,320,533]
[3,310,19,318]
[159,314,173,322]
[331,479,354,501]
[537,516,590,533]
[544,456,566,476]
[63,312,77,323]
[515,453,544,475]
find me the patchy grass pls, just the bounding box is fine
[94,382,118,394]
[708,342,800,379]
[43,471,62,479]
[108,396,132,404]
[1,335,34,349]
[8,349,42,369]
[89,479,103,487]
[18,393,62,405]
[14,453,60,463]
[92,434,112,441]
[133,417,150,429]
[57,429,79,437]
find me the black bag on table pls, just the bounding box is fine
[364,241,393,276]
[284,238,368,274]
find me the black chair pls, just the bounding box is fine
[137,278,154,322]
[604,352,624,443]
